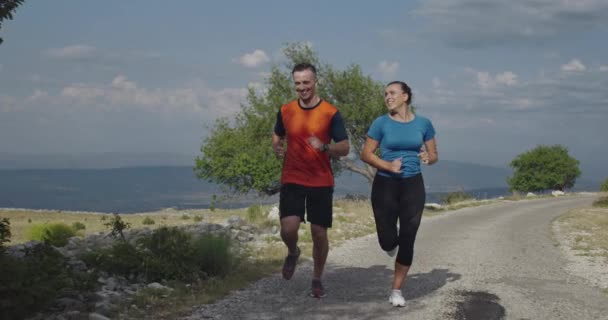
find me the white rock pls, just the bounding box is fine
[267,206,280,220]
[552,190,565,197]
[526,192,536,197]
[424,203,442,210]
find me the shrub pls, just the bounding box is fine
[142,217,155,225]
[441,191,474,205]
[193,234,235,278]
[26,223,76,247]
[593,197,608,208]
[193,215,203,222]
[71,221,86,231]
[247,205,264,223]
[137,227,198,281]
[0,243,73,319]
[104,213,131,241]
[0,218,10,251]
[81,241,142,278]
[180,214,191,220]
[600,178,608,192]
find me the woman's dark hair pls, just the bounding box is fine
[386,81,412,105]
[292,63,317,77]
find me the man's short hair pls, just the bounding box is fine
[291,63,317,77]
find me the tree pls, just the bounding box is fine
[600,178,608,192]
[0,0,26,45]
[194,43,387,195]
[507,144,581,192]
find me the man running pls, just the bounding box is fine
[272,62,350,298]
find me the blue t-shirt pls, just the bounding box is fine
[367,114,436,178]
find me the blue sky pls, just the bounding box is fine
[1,0,607,178]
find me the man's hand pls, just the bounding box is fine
[308,134,324,151]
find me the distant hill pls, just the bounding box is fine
[0,152,196,169]
[0,154,599,213]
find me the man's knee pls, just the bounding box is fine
[310,224,328,243]
[281,216,301,235]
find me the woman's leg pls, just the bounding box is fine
[371,175,400,252]
[392,174,426,289]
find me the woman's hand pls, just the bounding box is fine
[389,158,402,173]
[418,149,429,165]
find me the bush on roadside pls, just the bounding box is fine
[142,217,155,225]
[0,243,75,319]
[600,178,608,192]
[246,205,264,223]
[83,227,237,282]
[441,191,474,205]
[593,196,608,208]
[0,218,10,251]
[193,215,203,222]
[26,223,77,247]
[193,234,235,278]
[71,221,86,231]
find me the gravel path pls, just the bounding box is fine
[185,195,608,320]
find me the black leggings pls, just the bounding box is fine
[371,173,425,266]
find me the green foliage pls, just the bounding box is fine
[142,217,156,225]
[600,178,608,192]
[137,227,199,281]
[193,215,203,222]
[192,234,235,278]
[0,218,10,251]
[593,197,608,208]
[441,191,474,205]
[195,42,386,195]
[508,144,581,193]
[0,243,73,319]
[26,223,77,247]
[83,227,236,282]
[181,214,191,220]
[104,213,131,241]
[246,205,265,223]
[81,241,142,277]
[0,0,26,45]
[71,221,86,231]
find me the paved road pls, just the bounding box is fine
[186,195,608,320]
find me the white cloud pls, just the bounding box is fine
[3,75,248,120]
[238,49,270,68]
[561,59,586,72]
[45,45,97,59]
[376,61,399,80]
[496,72,518,86]
[432,77,441,89]
[468,69,518,89]
[415,0,608,47]
[599,65,608,72]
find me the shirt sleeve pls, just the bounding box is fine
[330,111,348,142]
[423,117,436,142]
[366,117,383,141]
[274,110,285,136]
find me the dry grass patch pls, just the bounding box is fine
[557,207,608,259]
[0,207,252,244]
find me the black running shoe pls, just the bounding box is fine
[281,247,300,280]
[310,279,326,298]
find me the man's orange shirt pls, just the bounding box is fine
[275,99,347,187]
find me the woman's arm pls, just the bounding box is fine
[419,137,438,165]
[360,137,401,173]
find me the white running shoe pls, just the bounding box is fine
[386,246,398,257]
[389,290,406,307]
